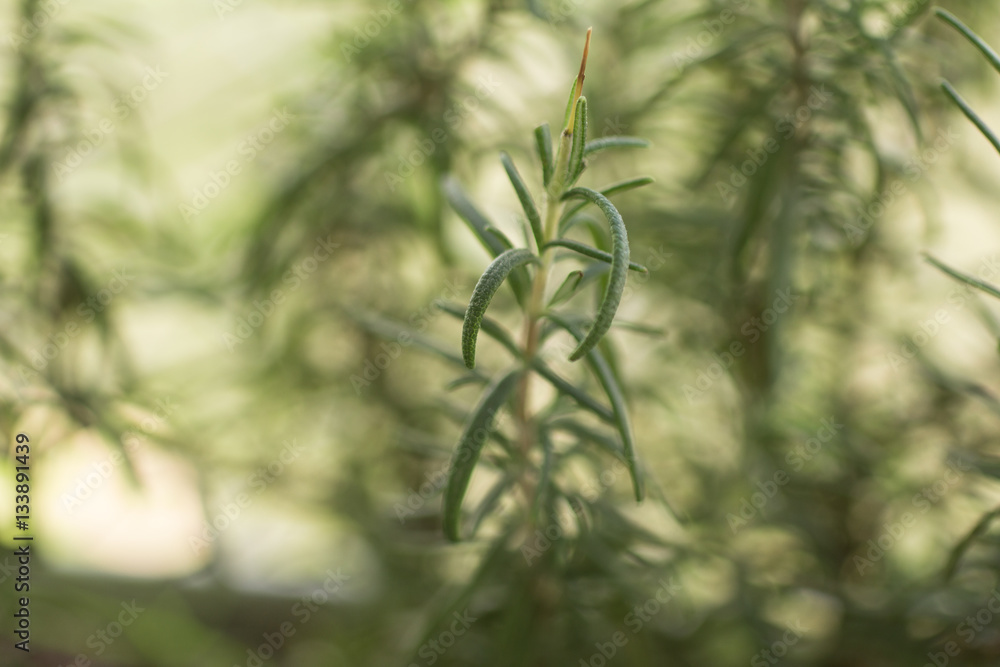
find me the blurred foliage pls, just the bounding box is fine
[5,0,1000,665]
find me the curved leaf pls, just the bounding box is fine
[463,248,539,369]
[500,152,544,251]
[545,313,644,502]
[583,136,650,157]
[435,300,521,358]
[441,297,616,423]
[559,188,631,361]
[936,9,1000,76]
[443,369,521,541]
[534,123,554,186]
[544,239,648,273]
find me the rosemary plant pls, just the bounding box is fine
[922,8,1000,578]
[440,29,654,542]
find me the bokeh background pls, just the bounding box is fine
[4,0,1000,664]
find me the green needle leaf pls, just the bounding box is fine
[567,96,589,186]
[443,176,531,304]
[925,254,1000,300]
[443,176,507,257]
[445,375,486,391]
[470,471,516,537]
[594,176,654,197]
[546,313,644,502]
[533,428,556,517]
[547,418,626,461]
[940,81,1000,157]
[463,248,540,369]
[583,136,650,157]
[544,239,648,273]
[500,152,544,251]
[534,124,554,186]
[532,361,614,423]
[484,225,515,250]
[548,270,584,308]
[560,176,654,231]
[936,9,1000,76]
[444,368,521,542]
[559,187,631,361]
